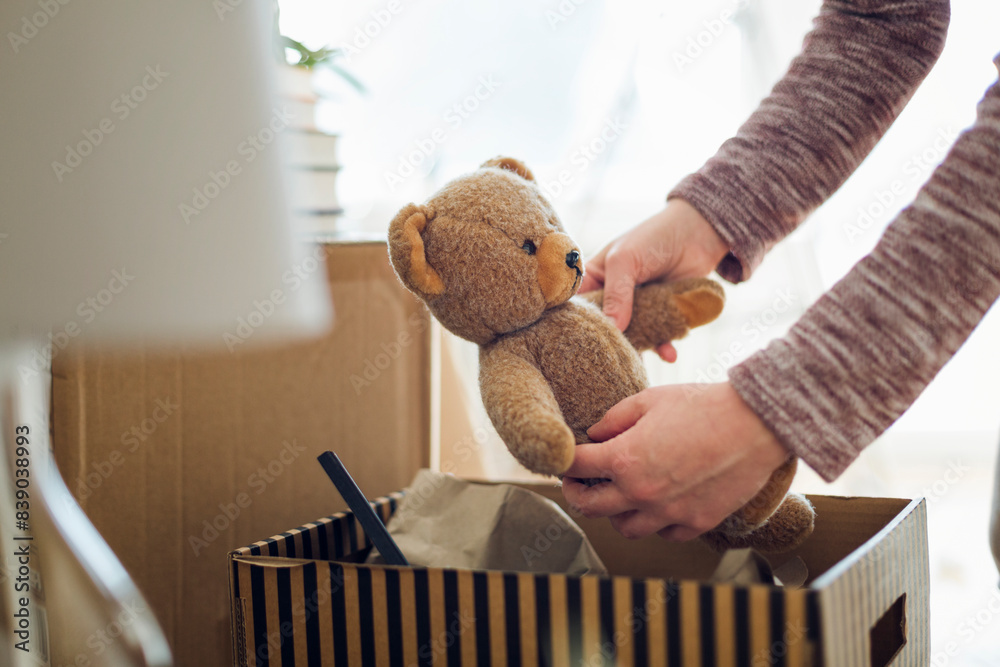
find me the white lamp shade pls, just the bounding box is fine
[0,0,332,347]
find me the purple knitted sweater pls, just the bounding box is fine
[671,0,1000,480]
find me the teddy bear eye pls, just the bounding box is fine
[522,240,537,255]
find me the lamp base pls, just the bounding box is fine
[0,342,172,667]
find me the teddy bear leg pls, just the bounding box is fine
[700,493,816,554]
[699,458,814,554]
[480,349,576,476]
[736,456,799,528]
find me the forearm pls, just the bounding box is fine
[730,60,1000,480]
[670,0,950,283]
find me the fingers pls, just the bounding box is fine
[601,255,636,331]
[579,272,602,293]
[610,511,711,542]
[657,524,704,542]
[586,393,645,443]
[609,512,678,540]
[562,477,633,518]
[562,442,617,479]
[579,250,607,293]
[601,242,646,331]
[656,342,678,363]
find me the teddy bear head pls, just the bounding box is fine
[389,157,583,344]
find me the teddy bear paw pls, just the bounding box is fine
[509,418,576,477]
[700,493,815,555]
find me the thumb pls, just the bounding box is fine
[587,392,646,443]
[656,342,678,363]
[563,442,619,479]
[602,274,635,331]
[579,251,607,294]
[601,249,637,331]
[579,272,602,294]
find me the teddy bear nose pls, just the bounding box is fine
[565,251,580,269]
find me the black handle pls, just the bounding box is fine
[317,451,409,566]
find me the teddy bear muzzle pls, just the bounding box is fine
[537,232,583,307]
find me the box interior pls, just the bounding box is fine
[291,484,911,588]
[231,488,924,666]
[513,484,910,585]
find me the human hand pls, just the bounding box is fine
[561,383,790,541]
[581,199,728,361]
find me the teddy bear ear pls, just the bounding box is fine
[673,282,725,328]
[388,203,445,297]
[480,156,535,182]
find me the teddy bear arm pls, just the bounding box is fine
[479,347,576,476]
[624,281,725,351]
[573,287,669,350]
[575,282,723,351]
[618,283,691,351]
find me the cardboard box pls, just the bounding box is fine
[229,487,928,666]
[50,240,433,667]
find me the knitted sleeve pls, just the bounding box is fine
[731,60,1000,480]
[669,0,951,283]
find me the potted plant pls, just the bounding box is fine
[272,2,364,111]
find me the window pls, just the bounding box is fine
[284,1,1000,656]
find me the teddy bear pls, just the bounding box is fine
[388,156,814,553]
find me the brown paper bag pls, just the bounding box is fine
[367,470,607,576]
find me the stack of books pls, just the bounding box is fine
[276,66,343,231]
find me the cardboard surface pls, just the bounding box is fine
[230,491,929,666]
[524,485,914,585]
[50,240,432,667]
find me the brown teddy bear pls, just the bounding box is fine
[388,157,814,553]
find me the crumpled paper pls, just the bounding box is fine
[367,470,607,576]
[708,549,809,589]
[709,549,775,585]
